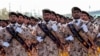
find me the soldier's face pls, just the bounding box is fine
[17,16,24,24]
[24,19,29,24]
[9,15,17,23]
[43,13,50,22]
[81,13,89,21]
[72,10,81,19]
[51,14,56,21]
[31,20,36,25]
[56,15,60,23]
[60,18,65,24]
[1,21,7,27]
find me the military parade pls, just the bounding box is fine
[0,6,100,56]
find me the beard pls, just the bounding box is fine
[11,21,16,24]
[17,20,23,24]
[73,14,80,19]
[44,18,50,23]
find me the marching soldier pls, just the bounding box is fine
[81,11,97,39]
[36,9,59,56]
[0,20,9,56]
[28,16,38,35]
[0,7,99,56]
[57,15,71,56]
[7,12,28,56]
[0,12,19,56]
[22,15,30,28]
[65,7,90,56]
[13,13,38,56]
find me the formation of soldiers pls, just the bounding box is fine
[0,7,100,56]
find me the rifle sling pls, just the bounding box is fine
[68,24,90,49]
[6,27,29,50]
[38,24,62,48]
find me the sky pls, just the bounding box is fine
[0,0,100,15]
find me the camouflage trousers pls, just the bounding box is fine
[69,39,88,56]
[38,40,58,56]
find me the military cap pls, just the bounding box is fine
[42,9,51,13]
[72,7,81,12]
[9,12,18,17]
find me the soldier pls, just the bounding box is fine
[0,12,20,56]
[81,11,90,22]
[15,13,38,56]
[81,11,97,40]
[57,15,71,56]
[65,7,89,56]
[27,16,38,37]
[28,16,38,30]
[7,12,29,56]
[7,12,18,27]
[58,15,68,37]
[22,15,30,28]
[56,14,61,24]
[0,20,9,56]
[0,20,9,28]
[69,7,98,56]
[50,11,57,21]
[48,11,58,31]
[36,9,59,56]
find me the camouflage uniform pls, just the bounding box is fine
[3,23,28,56]
[0,27,5,56]
[65,19,88,56]
[36,21,58,56]
[19,24,38,56]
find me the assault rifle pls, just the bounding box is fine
[38,23,63,49]
[68,24,93,49]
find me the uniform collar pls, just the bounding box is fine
[73,19,82,26]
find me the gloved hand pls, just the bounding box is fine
[15,27,23,33]
[81,24,88,32]
[65,35,74,41]
[97,33,100,38]
[36,36,43,42]
[51,24,58,31]
[2,42,10,47]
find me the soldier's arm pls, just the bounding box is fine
[64,25,74,41]
[35,26,45,42]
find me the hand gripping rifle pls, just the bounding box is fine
[6,27,39,55]
[68,24,92,49]
[68,24,97,56]
[6,27,29,50]
[38,23,63,49]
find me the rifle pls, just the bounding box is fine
[6,27,29,50]
[38,23,63,49]
[68,24,91,49]
[68,24,99,55]
[6,27,39,56]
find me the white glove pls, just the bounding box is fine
[36,36,43,42]
[65,35,74,41]
[2,42,10,47]
[81,24,88,32]
[15,27,23,33]
[51,24,58,31]
[97,33,100,38]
